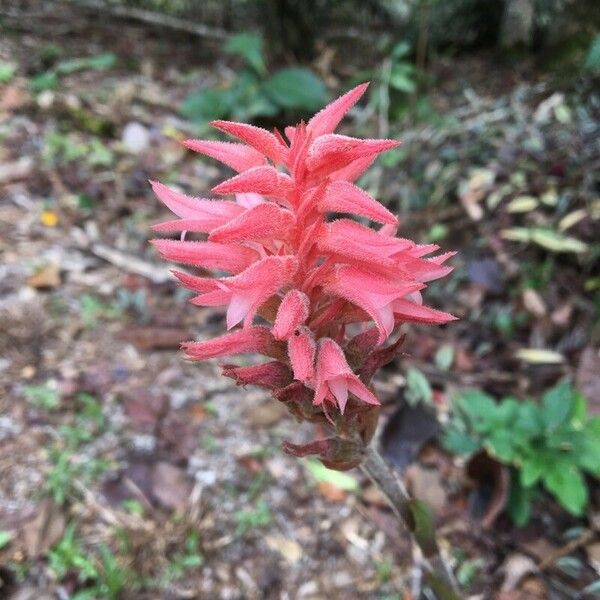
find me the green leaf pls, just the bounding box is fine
[443,428,481,455]
[30,72,58,92]
[456,390,497,432]
[486,430,517,463]
[520,455,544,487]
[542,380,575,431]
[408,499,437,557]
[584,34,600,72]
[543,464,587,516]
[389,65,416,94]
[577,427,600,477]
[0,530,11,549]
[508,474,533,526]
[180,88,233,122]
[263,68,329,111]
[0,63,16,83]
[405,367,433,406]
[305,459,359,492]
[55,53,116,75]
[434,344,454,371]
[391,41,411,59]
[224,33,265,74]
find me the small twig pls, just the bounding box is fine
[361,444,461,599]
[91,243,172,284]
[538,529,596,571]
[61,0,227,39]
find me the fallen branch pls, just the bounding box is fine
[61,0,227,39]
[91,243,172,284]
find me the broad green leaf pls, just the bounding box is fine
[443,428,481,455]
[0,63,16,83]
[520,455,544,487]
[391,41,411,59]
[584,34,600,72]
[515,348,564,364]
[263,68,329,111]
[180,88,233,122]
[507,475,533,526]
[543,464,587,516]
[513,401,544,439]
[30,72,58,92]
[542,380,574,431]
[305,459,359,492]
[389,65,416,93]
[577,428,600,477]
[486,430,517,463]
[0,530,11,549]
[405,368,432,406]
[55,53,116,75]
[434,344,454,371]
[224,33,265,74]
[408,499,437,557]
[456,390,497,432]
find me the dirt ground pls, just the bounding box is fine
[1,2,599,599]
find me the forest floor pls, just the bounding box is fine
[1,2,599,599]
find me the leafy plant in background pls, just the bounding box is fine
[444,381,600,524]
[180,33,329,125]
[30,52,116,92]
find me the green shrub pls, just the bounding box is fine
[444,381,600,524]
[180,33,328,125]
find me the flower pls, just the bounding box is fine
[151,82,455,435]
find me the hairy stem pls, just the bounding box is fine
[361,444,461,600]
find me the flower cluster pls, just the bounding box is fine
[151,83,455,467]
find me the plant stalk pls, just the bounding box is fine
[361,444,461,600]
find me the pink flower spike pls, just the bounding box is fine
[172,270,217,293]
[221,361,292,390]
[320,181,398,225]
[209,203,295,244]
[306,135,400,178]
[328,154,377,183]
[190,256,299,329]
[182,140,266,172]
[212,166,292,198]
[182,326,276,360]
[151,239,258,274]
[323,265,424,344]
[272,289,310,340]
[307,82,369,137]
[288,326,316,382]
[235,193,264,209]
[150,180,244,227]
[392,299,457,325]
[211,120,289,165]
[314,338,379,413]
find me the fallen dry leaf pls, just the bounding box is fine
[317,481,347,502]
[27,264,61,289]
[265,535,303,565]
[247,400,287,427]
[577,347,600,415]
[500,553,538,592]
[122,388,169,432]
[21,498,65,558]
[151,462,193,512]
